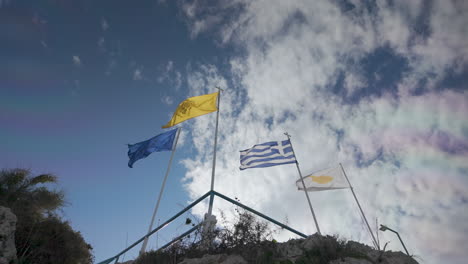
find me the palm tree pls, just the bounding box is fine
[0,168,64,218]
[1,168,93,263]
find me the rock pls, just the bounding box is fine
[378,251,419,264]
[275,238,303,258]
[301,233,322,250]
[346,240,380,260]
[221,254,248,264]
[344,241,418,264]
[330,257,373,264]
[179,254,247,264]
[0,206,17,264]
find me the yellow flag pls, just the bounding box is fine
[162,92,218,128]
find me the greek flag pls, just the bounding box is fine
[239,140,296,170]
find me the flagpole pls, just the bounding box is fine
[207,87,222,216]
[285,133,321,235]
[139,128,181,256]
[339,163,379,249]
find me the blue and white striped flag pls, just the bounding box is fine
[239,140,296,170]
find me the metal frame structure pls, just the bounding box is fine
[97,190,308,264]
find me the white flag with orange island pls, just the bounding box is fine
[296,166,349,191]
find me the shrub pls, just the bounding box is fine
[135,207,278,263]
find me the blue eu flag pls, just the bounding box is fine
[127,128,178,168]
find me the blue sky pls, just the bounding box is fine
[1,0,468,263]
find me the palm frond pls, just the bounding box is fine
[30,174,57,185]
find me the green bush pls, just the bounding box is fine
[135,208,279,263]
[295,235,371,264]
[134,206,376,264]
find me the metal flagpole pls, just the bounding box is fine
[285,133,321,235]
[139,128,182,255]
[207,87,222,216]
[339,163,379,249]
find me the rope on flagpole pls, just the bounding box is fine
[208,87,223,216]
[339,163,379,250]
[140,128,182,255]
[285,132,322,235]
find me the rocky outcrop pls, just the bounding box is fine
[179,254,247,264]
[176,235,418,264]
[0,206,17,264]
[330,240,418,264]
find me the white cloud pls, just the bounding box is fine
[179,0,244,39]
[157,61,174,83]
[98,37,105,50]
[105,59,117,76]
[174,71,182,90]
[71,80,80,97]
[72,56,81,67]
[158,60,183,90]
[133,69,143,81]
[178,1,468,264]
[101,18,109,31]
[161,96,174,105]
[166,60,174,72]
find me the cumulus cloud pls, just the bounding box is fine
[178,1,468,264]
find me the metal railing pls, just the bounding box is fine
[98,190,308,264]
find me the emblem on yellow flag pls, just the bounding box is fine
[162,92,218,128]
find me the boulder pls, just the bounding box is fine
[0,206,17,264]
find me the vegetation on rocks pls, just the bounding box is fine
[133,207,417,264]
